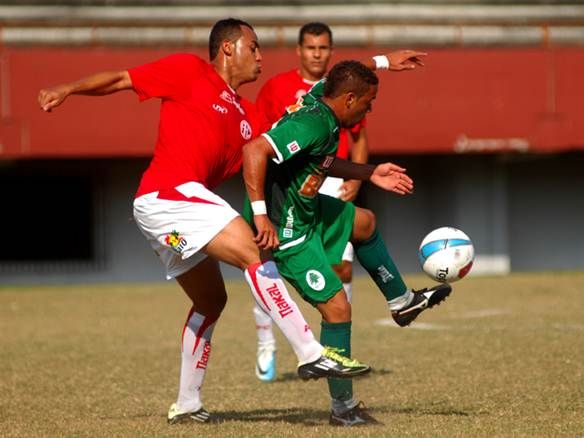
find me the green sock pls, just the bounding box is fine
[321,321,353,402]
[354,228,407,301]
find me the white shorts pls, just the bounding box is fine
[319,176,354,263]
[133,181,239,279]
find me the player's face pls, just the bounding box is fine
[297,33,332,81]
[343,84,377,128]
[232,26,262,84]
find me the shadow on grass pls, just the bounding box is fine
[375,403,473,417]
[271,367,393,383]
[189,398,472,425]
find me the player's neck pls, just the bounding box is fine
[321,96,345,125]
[298,67,323,84]
[213,59,241,92]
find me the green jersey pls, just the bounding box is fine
[260,80,340,249]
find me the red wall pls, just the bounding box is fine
[1,46,583,158]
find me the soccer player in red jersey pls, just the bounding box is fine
[38,18,372,425]
[252,22,369,383]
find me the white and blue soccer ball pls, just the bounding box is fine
[418,227,474,283]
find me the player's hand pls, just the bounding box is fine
[370,162,414,195]
[339,179,362,202]
[386,50,427,71]
[253,215,280,250]
[38,86,70,112]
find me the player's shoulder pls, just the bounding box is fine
[265,69,300,86]
[163,52,207,68]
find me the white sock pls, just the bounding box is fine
[176,308,217,413]
[388,289,414,312]
[332,397,359,415]
[343,282,353,303]
[253,304,276,348]
[244,261,322,365]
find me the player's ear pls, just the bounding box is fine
[295,44,302,57]
[221,39,234,57]
[345,92,356,108]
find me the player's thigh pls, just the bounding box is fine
[176,256,227,317]
[317,194,355,266]
[203,216,260,270]
[274,234,344,307]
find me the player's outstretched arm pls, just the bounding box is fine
[340,127,369,202]
[38,70,133,112]
[242,136,280,250]
[370,162,414,195]
[362,50,427,72]
[329,158,414,196]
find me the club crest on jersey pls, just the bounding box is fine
[306,269,326,291]
[240,120,252,140]
[287,141,300,154]
[165,230,187,254]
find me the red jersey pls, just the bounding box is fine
[129,53,258,197]
[255,69,365,160]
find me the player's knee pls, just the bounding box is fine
[354,208,376,241]
[319,291,351,322]
[333,262,352,283]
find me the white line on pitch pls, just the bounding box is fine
[552,323,584,331]
[374,318,449,330]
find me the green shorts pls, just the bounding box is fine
[273,194,355,306]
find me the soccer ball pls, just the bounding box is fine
[418,227,474,283]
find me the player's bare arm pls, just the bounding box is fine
[242,136,280,250]
[361,50,427,72]
[329,158,414,195]
[38,70,132,112]
[340,128,369,202]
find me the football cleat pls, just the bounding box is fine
[329,402,382,427]
[167,403,211,425]
[255,344,276,382]
[297,347,371,380]
[391,283,452,327]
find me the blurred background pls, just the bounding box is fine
[1,0,583,284]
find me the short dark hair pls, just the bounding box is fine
[298,22,333,46]
[209,18,254,61]
[324,60,379,98]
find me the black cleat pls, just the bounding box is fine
[329,402,382,427]
[297,347,371,380]
[167,403,211,424]
[391,283,452,327]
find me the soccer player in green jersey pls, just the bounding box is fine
[242,59,452,426]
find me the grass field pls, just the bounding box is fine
[2,272,583,437]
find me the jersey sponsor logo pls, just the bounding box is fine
[283,206,294,238]
[287,141,300,154]
[196,341,212,369]
[266,283,294,318]
[299,173,325,198]
[220,90,245,115]
[306,270,326,291]
[165,230,187,254]
[240,120,252,140]
[212,103,228,114]
[285,103,303,114]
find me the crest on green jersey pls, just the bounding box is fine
[306,269,326,291]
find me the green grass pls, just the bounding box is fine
[1,272,584,437]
